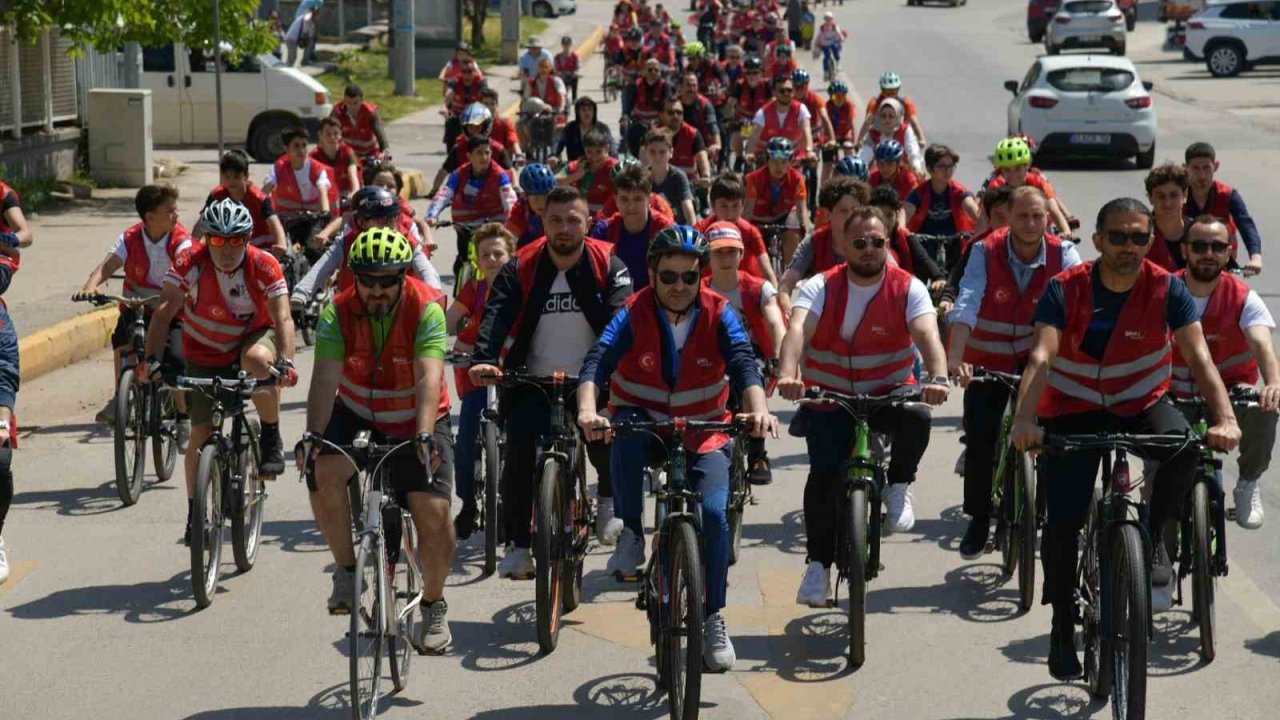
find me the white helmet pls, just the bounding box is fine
[201,197,254,237]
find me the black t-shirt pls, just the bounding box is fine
[652,168,693,224]
[1,189,18,214]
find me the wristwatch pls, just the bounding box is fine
[925,375,950,387]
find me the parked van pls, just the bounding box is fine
[140,44,333,162]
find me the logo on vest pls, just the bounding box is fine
[870,325,889,336]
[696,357,712,368]
[210,306,227,320]
[1124,330,1145,340]
[993,288,1012,304]
[639,352,658,371]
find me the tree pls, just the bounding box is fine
[0,0,276,58]
[464,0,488,50]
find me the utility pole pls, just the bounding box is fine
[393,0,415,96]
[213,0,226,156]
[501,0,519,64]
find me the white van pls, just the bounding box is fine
[140,44,334,162]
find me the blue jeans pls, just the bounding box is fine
[822,44,841,67]
[610,407,732,617]
[453,388,487,508]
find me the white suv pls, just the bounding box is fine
[1185,0,1280,76]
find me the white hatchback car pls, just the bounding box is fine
[1004,55,1157,167]
[1045,0,1129,55]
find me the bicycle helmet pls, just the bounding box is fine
[828,80,848,96]
[612,154,643,179]
[684,40,706,59]
[201,197,254,237]
[352,185,401,221]
[670,20,682,29]
[766,136,795,161]
[834,156,869,181]
[879,71,902,90]
[775,43,793,56]
[874,140,904,163]
[993,137,1033,170]
[348,226,414,273]
[561,35,572,44]
[648,224,710,267]
[625,27,643,41]
[461,102,493,135]
[791,68,810,86]
[519,163,558,196]
[744,55,763,71]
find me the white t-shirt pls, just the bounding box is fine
[752,102,812,129]
[671,317,694,351]
[527,271,597,375]
[265,158,332,203]
[110,229,192,291]
[1192,289,1275,331]
[711,279,778,314]
[793,271,934,341]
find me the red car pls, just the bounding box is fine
[1029,0,1134,42]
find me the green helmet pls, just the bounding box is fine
[684,40,706,58]
[612,154,643,179]
[993,137,1032,170]
[348,226,413,273]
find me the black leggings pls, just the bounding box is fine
[0,447,13,535]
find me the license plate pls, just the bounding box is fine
[1069,133,1110,145]
[1078,35,1101,42]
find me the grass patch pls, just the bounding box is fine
[0,168,97,214]
[317,48,443,123]
[466,16,550,68]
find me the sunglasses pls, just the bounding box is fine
[850,237,888,250]
[206,234,247,248]
[355,272,405,289]
[1187,240,1232,255]
[1105,230,1151,247]
[658,270,701,286]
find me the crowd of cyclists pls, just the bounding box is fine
[0,0,1275,715]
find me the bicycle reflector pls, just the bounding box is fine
[1112,458,1134,495]
[354,429,372,450]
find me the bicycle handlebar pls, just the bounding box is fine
[800,385,922,406]
[174,373,279,396]
[73,293,161,310]
[1036,431,1199,454]
[609,417,747,437]
[1171,386,1262,411]
[970,367,1022,388]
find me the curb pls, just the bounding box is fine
[502,25,607,121]
[18,307,118,382]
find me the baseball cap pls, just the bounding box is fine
[706,221,744,251]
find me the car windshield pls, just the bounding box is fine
[1046,67,1135,92]
[1064,0,1112,12]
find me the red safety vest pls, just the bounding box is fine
[1188,179,1240,238]
[632,78,670,119]
[447,76,486,116]
[704,271,779,360]
[180,246,277,367]
[309,144,362,196]
[332,101,382,157]
[451,160,510,224]
[670,122,702,177]
[810,225,839,276]
[1039,261,1172,418]
[987,171,1054,198]
[527,75,564,110]
[826,99,856,140]
[962,231,1063,373]
[609,287,733,453]
[121,222,192,297]
[759,99,806,149]
[0,180,20,275]
[452,278,490,397]
[601,211,673,248]
[746,166,804,219]
[869,166,919,207]
[336,276,448,436]
[799,90,826,140]
[209,183,275,248]
[906,179,976,234]
[271,155,338,216]
[1146,222,1182,271]
[567,156,618,216]
[889,226,914,276]
[801,265,918,394]
[867,122,908,149]
[554,51,580,74]
[734,79,771,121]
[1171,270,1258,398]
[501,236,613,361]
[333,225,421,294]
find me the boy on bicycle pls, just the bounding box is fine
[195,150,288,255]
[426,136,518,280]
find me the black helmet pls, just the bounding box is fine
[744,55,763,71]
[648,225,710,268]
[625,27,643,41]
[352,185,400,221]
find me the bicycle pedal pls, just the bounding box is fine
[329,607,352,617]
[614,570,642,583]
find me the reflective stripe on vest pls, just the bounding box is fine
[962,232,1062,373]
[1170,270,1258,397]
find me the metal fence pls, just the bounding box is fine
[73,45,130,127]
[0,27,82,137]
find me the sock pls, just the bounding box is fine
[186,499,195,524]
[261,421,279,437]
[176,412,189,421]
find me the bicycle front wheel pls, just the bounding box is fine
[190,445,224,609]
[151,387,179,482]
[727,443,746,566]
[113,370,147,506]
[666,519,705,720]
[1017,451,1038,612]
[350,532,387,720]
[1108,524,1149,720]
[1191,479,1216,663]
[535,458,566,654]
[231,420,265,573]
[389,511,419,690]
[482,420,501,577]
[846,485,870,669]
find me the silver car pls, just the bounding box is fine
[1045,0,1129,55]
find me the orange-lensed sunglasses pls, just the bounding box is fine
[207,234,247,248]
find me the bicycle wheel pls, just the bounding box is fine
[998,447,1017,576]
[301,315,315,346]
[231,420,265,573]
[1109,524,1149,720]
[151,387,179,483]
[534,458,565,654]
[562,443,588,613]
[727,443,746,566]
[483,419,501,577]
[190,445,224,609]
[351,532,387,720]
[1191,480,1216,663]
[113,370,147,506]
[666,519,705,720]
[1017,451,1037,612]
[389,511,419,691]
[1084,491,1112,697]
[846,486,870,669]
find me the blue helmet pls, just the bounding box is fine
[766,136,795,160]
[648,225,710,267]
[828,80,848,96]
[791,68,810,86]
[875,139,904,163]
[834,156,869,181]
[519,163,557,196]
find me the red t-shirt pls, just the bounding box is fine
[696,215,770,280]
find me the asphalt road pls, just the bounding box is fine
[3,2,1280,719]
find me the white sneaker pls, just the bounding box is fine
[703,611,736,672]
[1151,580,1175,613]
[795,560,831,607]
[595,497,623,545]
[498,546,535,580]
[0,536,9,585]
[884,483,916,533]
[1234,480,1265,530]
[606,527,645,579]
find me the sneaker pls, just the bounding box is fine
[454,503,477,541]
[748,456,773,485]
[95,400,116,425]
[1234,480,1265,530]
[595,497,623,546]
[1150,541,1173,588]
[884,483,916,533]
[703,611,736,672]
[498,546,535,580]
[953,448,966,476]
[606,528,645,579]
[1048,625,1082,681]
[328,567,355,615]
[258,426,285,475]
[415,599,451,654]
[0,536,10,585]
[1152,581,1175,613]
[175,418,192,454]
[796,560,831,607]
[959,516,990,560]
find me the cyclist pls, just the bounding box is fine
[812,10,846,74]
[857,98,922,177]
[643,17,676,68]
[903,144,979,236]
[822,81,857,186]
[447,224,514,538]
[508,164,557,248]
[778,177,870,305]
[858,71,925,149]
[868,140,919,222]
[331,84,389,163]
[745,137,811,269]
[726,56,771,165]
[519,58,569,151]
[938,184,1015,316]
[516,37,554,82]
[300,227,455,654]
[777,206,950,607]
[946,186,1081,558]
[643,127,699,225]
[555,96,614,167]
[747,75,814,160]
[75,184,193,437]
[624,58,673,157]
[984,137,1072,239]
[598,155,676,222]
[554,35,581,102]
[0,173,33,253]
[590,165,676,288]
[195,150,288,255]
[616,27,648,112]
[426,135,518,281]
[1184,142,1263,276]
[310,117,362,201]
[676,73,723,174]
[428,103,513,200]
[682,46,727,126]
[438,41,479,83]
[469,186,633,574]
[140,199,298,542]
[1010,198,1240,680]
[368,162,433,251]
[793,69,835,167]
[480,87,523,160]
[263,126,336,219]
[697,173,777,286]
[868,187,943,289]
[1144,162,1191,272]
[1173,215,1279,529]
[766,42,798,82]
[577,224,775,672]
[558,128,621,218]
[659,95,713,194]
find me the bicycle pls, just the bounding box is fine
[1035,431,1200,720]
[969,368,1039,611]
[911,232,971,277]
[303,432,427,720]
[177,372,277,609]
[293,280,332,348]
[602,65,623,104]
[799,385,922,669]
[75,294,180,506]
[444,351,505,577]
[612,416,746,720]
[756,223,789,282]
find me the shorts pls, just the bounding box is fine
[320,401,455,505]
[183,327,279,426]
[113,309,185,364]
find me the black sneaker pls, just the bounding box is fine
[1048,625,1082,681]
[258,426,285,475]
[959,516,990,560]
[1151,541,1173,587]
[454,503,478,541]
[748,456,773,486]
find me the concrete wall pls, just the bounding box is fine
[0,128,81,182]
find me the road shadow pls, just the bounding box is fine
[450,600,547,672]
[738,508,806,558]
[180,682,423,720]
[467,672,677,719]
[910,504,968,552]
[446,541,491,587]
[999,632,1050,666]
[23,421,112,446]
[5,570,198,623]
[1148,609,1206,676]
[867,563,1025,623]
[581,567,640,605]
[11,478,170,517]
[936,681,1109,719]
[259,519,329,554]
[1245,630,1280,660]
[732,610,853,681]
